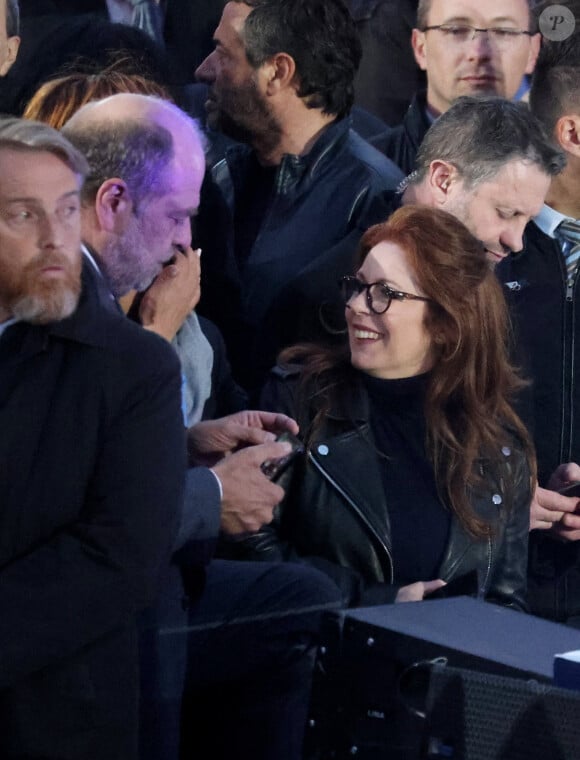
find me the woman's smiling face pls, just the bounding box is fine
[346,241,435,380]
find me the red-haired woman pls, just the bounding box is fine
[228,205,535,609]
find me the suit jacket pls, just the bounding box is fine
[0,262,185,759]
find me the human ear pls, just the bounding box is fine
[554,114,580,158]
[264,52,296,95]
[0,35,20,75]
[428,161,458,203]
[94,179,134,233]
[525,33,541,76]
[411,28,428,71]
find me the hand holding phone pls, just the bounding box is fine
[260,431,304,480]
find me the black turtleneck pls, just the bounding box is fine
[363,371,451,585]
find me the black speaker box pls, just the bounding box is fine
[425,663,580,759]
[304,597,580,760]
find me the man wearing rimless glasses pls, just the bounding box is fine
[371,0,541,174]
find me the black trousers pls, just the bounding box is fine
[139,559,343,760]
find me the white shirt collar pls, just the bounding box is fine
[534,203,575,239]
[81,243,102,276]
[81,244,118,305]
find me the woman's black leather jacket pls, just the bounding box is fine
[227,366,532,611]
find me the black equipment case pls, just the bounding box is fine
[304,597,580,759]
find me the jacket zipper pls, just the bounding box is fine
[561,250,576,462]
[478,536,492,598]
[308,451,394,583]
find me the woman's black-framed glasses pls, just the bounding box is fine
[338,275,431,315]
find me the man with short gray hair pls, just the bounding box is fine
[372,0,541,173]
[403,96,563,264]
[0,115,185,758]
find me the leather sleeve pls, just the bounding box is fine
[485,448,532,613]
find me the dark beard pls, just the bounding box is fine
[208,79,283,157]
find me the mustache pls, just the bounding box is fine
[26,251,79,271]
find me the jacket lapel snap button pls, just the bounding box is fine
[317,444,329,456]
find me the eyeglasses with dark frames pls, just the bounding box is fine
[338,275,431,315]
[422,24,533,49]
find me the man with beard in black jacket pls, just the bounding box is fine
[194,0,403,398]
[0,116,184,760]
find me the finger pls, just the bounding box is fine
[560,463,580,482]
[556,495,580,513]
[423,579,447,594]
[185,246,201,269]
[531,515,560,530]
[533,508,565,524]
[560,513,580,530]
[269,480,286,504]
[536,487,579,513]
[253,411,300,435]
[233,425,277,446]
[273,413,300,435]
[553,527,580,542]
[152,264,178,282]
[253,440,293,462]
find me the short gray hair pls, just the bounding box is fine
[6,0,19,37]
[411,96,565,189]
[62,119,175,210]
[0,116,88,177]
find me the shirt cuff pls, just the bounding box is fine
[208,467,224,501]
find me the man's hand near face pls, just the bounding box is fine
[139,246,202,341]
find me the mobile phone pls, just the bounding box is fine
[558,481,580,498]
[260,431,305,481]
